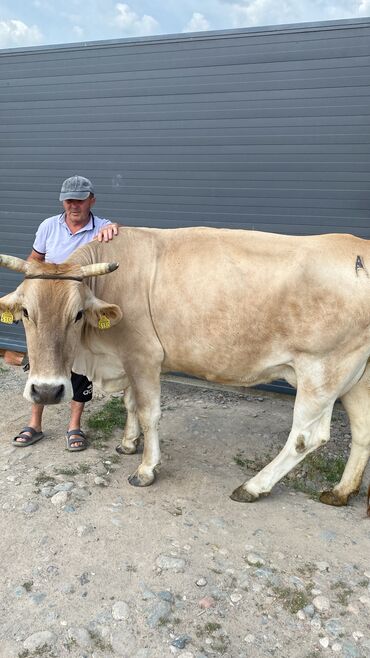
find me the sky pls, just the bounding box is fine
[0,1,369,49]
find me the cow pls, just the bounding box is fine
[1,226,370,506]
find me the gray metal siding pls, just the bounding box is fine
[1,18,370,350]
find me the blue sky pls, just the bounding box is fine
[0,1,369,49]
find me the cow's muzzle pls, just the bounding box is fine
[30,382,66,405]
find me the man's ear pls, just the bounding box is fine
[84,292,122,329]
[0,290,23,322]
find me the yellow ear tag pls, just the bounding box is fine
[1,310,14,324]
[98,314,111,330]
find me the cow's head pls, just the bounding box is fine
[0,254,122,404]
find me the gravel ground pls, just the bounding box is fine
[0,362,369,658]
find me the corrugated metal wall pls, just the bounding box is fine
[1,17,370,350]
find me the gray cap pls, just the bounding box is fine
[59,175,94,201]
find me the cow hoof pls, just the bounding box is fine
[116,441,138,455]
[128,470,156,487]
[230,485,259,503]
[319,490,347,507]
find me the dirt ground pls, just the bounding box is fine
[0,363,369,658]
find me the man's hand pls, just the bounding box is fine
[95,223,120,242]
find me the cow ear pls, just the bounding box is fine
[0,290,23,322]
[84,295,122,329]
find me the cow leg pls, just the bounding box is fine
[117,384,141,455]
[320,376,370,506]
[231,392,334,502]
[127,375,162,487]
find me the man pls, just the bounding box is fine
[13,174,119,451]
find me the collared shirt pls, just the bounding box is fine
[33,212,111,264]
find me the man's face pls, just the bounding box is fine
[63,195,96,226]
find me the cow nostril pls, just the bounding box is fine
[55,384,64,401]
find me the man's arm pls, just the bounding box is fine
[27,250,45,262]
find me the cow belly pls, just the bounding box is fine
[162,349,296,389]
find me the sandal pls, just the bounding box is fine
[13,426,44,447]
[65,429,88,452]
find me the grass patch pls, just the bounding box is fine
[34,473,57,488]
[234,447,346,501]
[272,585,310,614]
[301,453,346,484]
[331,580,353,606]
[233,451,268,472]
[18,646,55,658]
[285,450,347,499]
[88,630,112,651]
[88,397,126,433]
[104,453,121,464]
[53,463,91,477]
[54,467,78,477]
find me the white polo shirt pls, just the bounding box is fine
[33,213,111,264]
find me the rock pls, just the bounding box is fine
[112,601,130,620]
[244,634,255,643]
[325,618,344,638]
[66,627,93,649]
[199,596,216,609]
[30,592,46,605]
[77,524,95,537]
[22,501,39,514]
[341,640,361,658]
[53,481,74,492]
[155,555,186,572]
[51,491,69,506]
[359,595,370,608]
[245,552,265,566]
[23,630,57,652]
[94,476,108,486]
[230,592,242,603]
[196,577,207,587]
[312,595,330,612]
[302,604,315,618]
[319,637,330,648]
[146,600,172,627]
[171,635,191,649]
[158,590,175,603]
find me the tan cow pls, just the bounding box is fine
[1,227,370,505]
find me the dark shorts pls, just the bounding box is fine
[71,371,93,403]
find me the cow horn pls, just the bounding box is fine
[0,254,28,273]
[80,262,119,278]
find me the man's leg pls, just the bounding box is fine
[67,400,85,449]
[66,372,93,451]
[13,403,44,444]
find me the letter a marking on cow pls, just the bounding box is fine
[355,255,368,277]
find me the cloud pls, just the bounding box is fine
[182,12,210,32]
[72,25,84,39]
[0,19,43,48]
[217,1,370,28]
[358,0,370,14]
[114,3,159,35]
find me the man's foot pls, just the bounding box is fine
[13,426,44,447]
[66,429,88,452]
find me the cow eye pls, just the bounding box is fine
[75,310,84,322]
[22,308,29,318]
